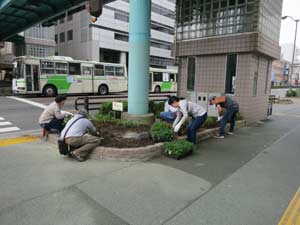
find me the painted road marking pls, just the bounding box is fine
[278,188,300,225]
[0,122,12,126]
[0,127,21,133]
[0,136,39,147]
[7,96,73,115]
[0,117,4,121]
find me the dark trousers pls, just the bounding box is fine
[42,118,64,132]
[219,107,239,136]
[160,111,176,124]
[187,113,207,144]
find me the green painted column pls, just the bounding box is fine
[128,0,151,115]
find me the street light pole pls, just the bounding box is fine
[281,16,299,90]
[290,20,299,89]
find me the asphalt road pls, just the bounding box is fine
[0,101,300,225]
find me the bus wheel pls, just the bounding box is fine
[154,85,161,93]
[43,85,57,97]
[98,85,108,95]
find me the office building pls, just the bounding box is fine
[55,0,176,68]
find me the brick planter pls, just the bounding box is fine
[47,120,246,162]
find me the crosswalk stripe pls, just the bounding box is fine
[0,117,4,121]
[0,122,12,126]
[0,127,21,133]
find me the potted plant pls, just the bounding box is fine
[163,140,194,160]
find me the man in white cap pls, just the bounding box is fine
[60,109,101,162]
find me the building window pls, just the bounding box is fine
[151,41,172,50]
[69,63,81,75]
[115,11,129,22]
[67,30,73,41]
[225,54,237,94]
[253,56,260,96]
[60,32,65,43]
[67,14,73,21]
[59,17,65,24]
[54,34,58,44]
[176,0,259,40]
[265,60,270,94]
[114,33,128,42]
[187,57,196,91]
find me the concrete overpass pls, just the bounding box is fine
[0,0,154,118]
[0,0,116,41]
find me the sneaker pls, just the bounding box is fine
[214,135,225,139]
[70,152,86,162]
[227,132,234,135]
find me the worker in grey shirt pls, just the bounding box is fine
[61,109,101,162]
[168,96,207,144]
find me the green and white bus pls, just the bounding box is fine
[149,67,177,93]
[12,56,177,96]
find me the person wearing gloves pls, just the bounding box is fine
[209,95,239,139]
[160,96,178,124]
[39,95,67,132]
[168,96,207,144]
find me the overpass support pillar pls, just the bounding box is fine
[127,0,151,116]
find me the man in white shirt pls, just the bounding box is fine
[39,95,67,132]
[61,109,101,162]
[160,96,177,124]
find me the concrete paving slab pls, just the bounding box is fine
[77,163,212,225]
[0,186,128,225]
[0,141,135,212]
[165,123,300,225]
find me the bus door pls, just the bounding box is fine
[68,63,83,94]
[25,64,40,92]
[149,72,153,91]
[81,64,94,93]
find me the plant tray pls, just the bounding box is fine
[163,149,193,160]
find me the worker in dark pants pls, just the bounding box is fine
[168,96,207,144]
[209,95,239,139]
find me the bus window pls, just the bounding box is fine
[170,73,175,82]
[14,61,24,78]
[94,65,104,76]
[153,72,163,82]
[56,63,68,74]
[105,66,115,76]
[115,67,124,76]
[82,66,92,76]
[69,63,81,75]
[41,61,55,74]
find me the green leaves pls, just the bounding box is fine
[150,122,174,142]
[164,140,193,156]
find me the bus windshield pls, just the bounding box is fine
[13,60,24,79]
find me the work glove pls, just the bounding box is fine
[174,124,181,133]
[217,116,223,122]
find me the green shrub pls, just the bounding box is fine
[150,122,174,142]
[99,102,113,114]
[286,89,297,97]
[203,116,218,129]
[149,101,165,117]
[94,113,142,128]
[164,140,193,156]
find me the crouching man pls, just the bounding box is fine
[61,109,101,162]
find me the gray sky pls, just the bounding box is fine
[280,0,300,46]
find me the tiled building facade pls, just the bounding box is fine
[175,0,283,122]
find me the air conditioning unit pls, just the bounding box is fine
[196,92,223,117]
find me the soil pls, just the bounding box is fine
[94,122,154,148]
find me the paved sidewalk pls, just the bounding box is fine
[0,103,300,225]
